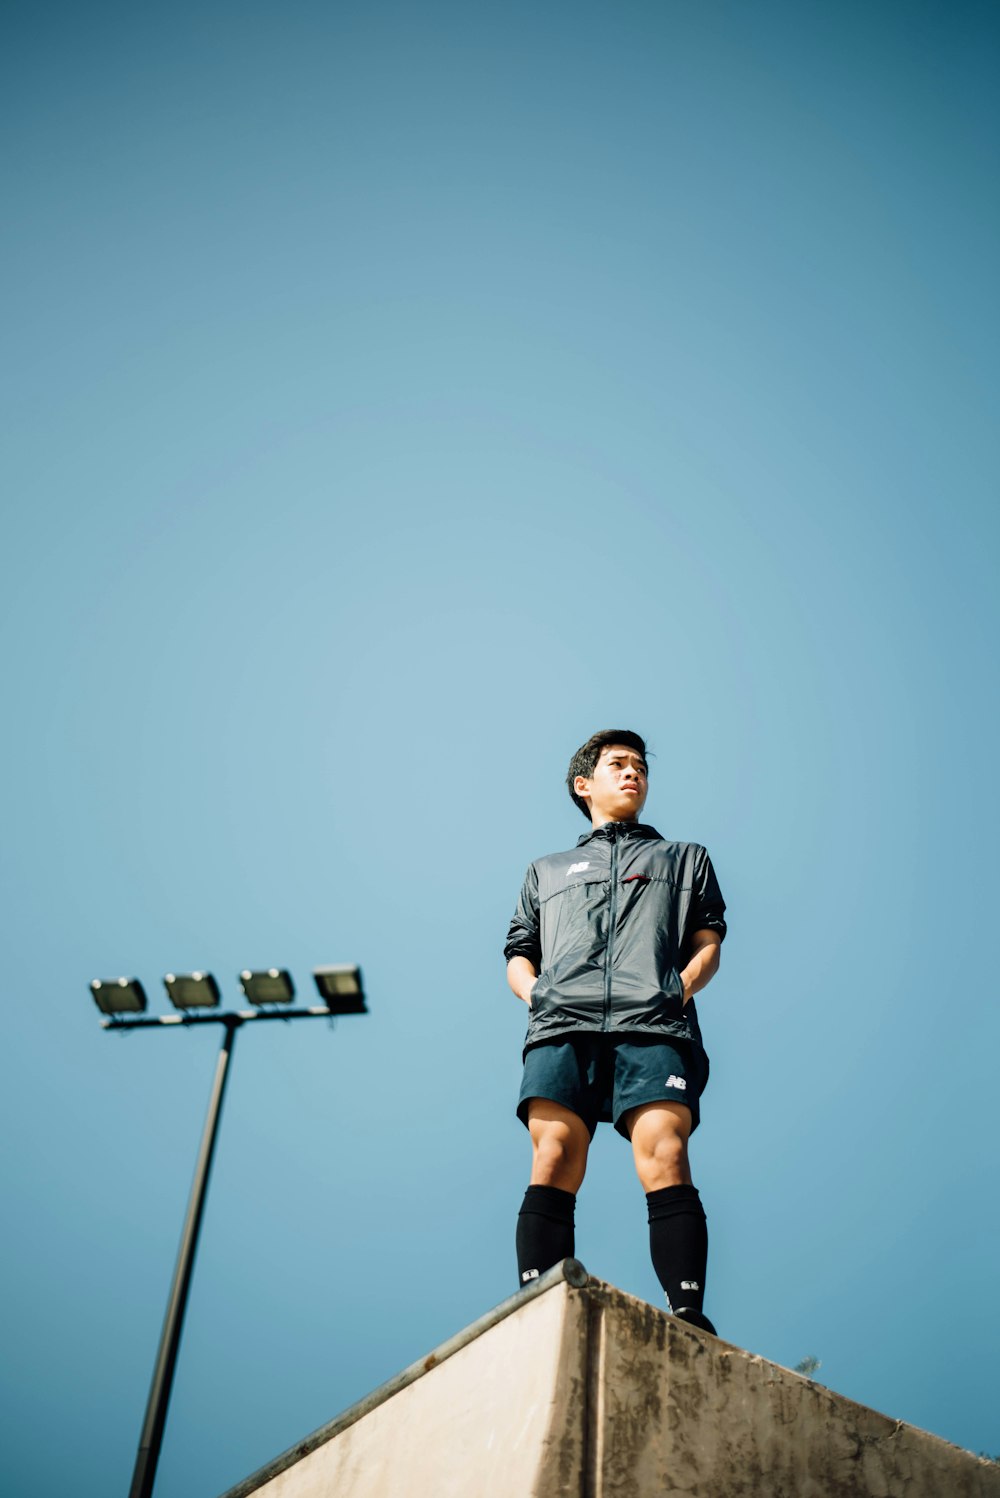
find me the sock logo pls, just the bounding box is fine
[681,1281,700,1291]
[666,1074,687,1090]
[521,1269,540,1282]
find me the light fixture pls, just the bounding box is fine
[312,965,366,1014]
[163,972,221,1010]
[90,977,148,1016]
[239,968,294,1006]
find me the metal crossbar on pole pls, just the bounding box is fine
[103,1006,337,1031]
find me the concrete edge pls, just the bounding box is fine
[582,1278,999,1477]
[216,1258,590,1498]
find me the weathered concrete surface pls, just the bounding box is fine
[222,1264,1000,1498]
[588,1286,999,1497]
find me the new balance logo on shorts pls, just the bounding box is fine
[666,1074,687,1090]
[521,1269,540,1282]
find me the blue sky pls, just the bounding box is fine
[2,1,998,1492]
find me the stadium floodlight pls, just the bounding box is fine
[92,957,369,1498]
[90,977,148,1016]
[239,968,295,1006]
[313,964,366,1014]
[164,972,221,1011]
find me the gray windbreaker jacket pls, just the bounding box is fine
[504,820,727,1054]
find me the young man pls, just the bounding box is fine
[504,729,727,1333]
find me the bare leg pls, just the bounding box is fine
[527,1097,591,1192]
[626,1101,692,1190]
[515,1099,590,1285]
[627,1102,712,1328]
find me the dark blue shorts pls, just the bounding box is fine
[517,1033,708,1139]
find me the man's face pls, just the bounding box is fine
[575,744,649,825]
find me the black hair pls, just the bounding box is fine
[566,729,649,821]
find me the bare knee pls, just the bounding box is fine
[628,1104,693,1192]
[527,1101,589,1192]
[531,1132,577,1185]
[637,1134,689,1190]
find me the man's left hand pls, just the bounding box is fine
[679,931,722,1007]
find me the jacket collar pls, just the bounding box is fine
[576,821,661,847]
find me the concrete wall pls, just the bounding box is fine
[589,1284,998,1497]
[222,1265,1000,1498]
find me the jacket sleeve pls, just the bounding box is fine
[504,862,542,967]
[690,846,727,941]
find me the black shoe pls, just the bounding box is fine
[672,1306,717,1335]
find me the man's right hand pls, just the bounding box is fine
[507,955,539,1007]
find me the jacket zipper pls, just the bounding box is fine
[604,831,620,1030]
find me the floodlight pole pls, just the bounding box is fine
[98,995,361,1497]
[128,1016,240,1498]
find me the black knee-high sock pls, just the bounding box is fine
[646,1184,708,1312]
[516,1185,576,1286]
